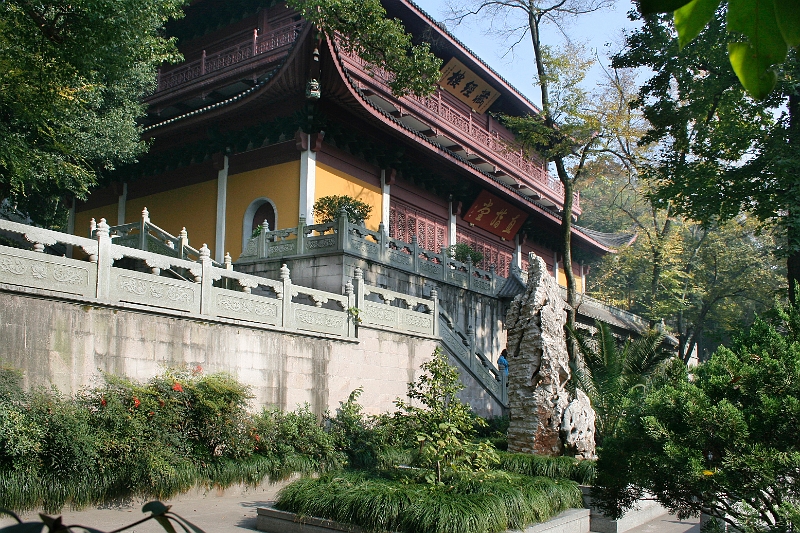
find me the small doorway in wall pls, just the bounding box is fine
[252,201,276,234]
[243,198,278,252]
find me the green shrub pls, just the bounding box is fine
[0,367,340,512]
[275,469,582,533]
[593,298,800,532]
[327,387,406,469]
[312,195,372,224]
[448,242,484,264]
[252,403,343,473]
[395,347,498,483]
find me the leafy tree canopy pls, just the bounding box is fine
[0,0,185,228]
[593,298,800,533]
[286,0,442,97]
[639,0,800,99]
[613,8,800,300]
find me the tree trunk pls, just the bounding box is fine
[556,158,577,355]
[788,91,800,303]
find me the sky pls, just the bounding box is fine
[409,0,645,107]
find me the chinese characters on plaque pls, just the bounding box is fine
[438,58,501,114]
[463,191,528,240]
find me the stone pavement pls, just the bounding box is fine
[0,482,701,533]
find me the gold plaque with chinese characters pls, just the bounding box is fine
[437,58,501,114]
[463,190,528,240]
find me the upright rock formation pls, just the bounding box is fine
[561,389,596,459]
[505,254,596,459]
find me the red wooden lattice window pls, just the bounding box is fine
[389,201,448,253]
[457,228,513,277]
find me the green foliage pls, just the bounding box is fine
[0,367,338,512]
[613,8,799,299]
[395,347,498,483]
[569,322,671,445]
[286,0,441,97]
[639,0,798,99]
[275,469,582,533]
[448,243,484,265]
[498,452,596,485]
[593,299,800,532]
[327,388,405,469]
[251,404,343,474]
[312,195,372,224]
[0,0,185,227]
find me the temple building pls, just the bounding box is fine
[68,0,642,409]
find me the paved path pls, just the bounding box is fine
[0,483,701,533]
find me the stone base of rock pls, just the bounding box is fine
[256,507,590,533]
[581,487,668,533]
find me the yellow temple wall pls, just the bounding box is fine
[125,180,218,257]
[74,204,117,239]
[315,163,382,231]
[226,161,301,259]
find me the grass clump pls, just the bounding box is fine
[275,469,582,533]
[499,451,596,485]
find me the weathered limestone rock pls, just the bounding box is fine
[505,254,572,456]
[561,389,597,459]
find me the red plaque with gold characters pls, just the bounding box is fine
[463,191,528,239]
[438,58,501,114]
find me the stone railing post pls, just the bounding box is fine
[467,324,476,371]
[353,267,366,309]
[430,285,439,337]
[411,236,419,272]
[280,264,294,329]
[377,221,387,262]
[95,218,112,300]
[297,216,307,255]
[224,252,233,270]
[178,227,189,259]
[257,220,270,259]
[139,208,150,251]
[199,244,213,315]
[337,208,349,253]
[466,255,474,290]
[440,246,450,284]
[345,277,356,338]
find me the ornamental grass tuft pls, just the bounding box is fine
[275,470,582,533]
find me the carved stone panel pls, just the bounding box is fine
[388,250,413,267]
[211,287,281,326]
[111,268,200,314]
[362,302,398,329]
[0,248,95,297]
[418,260,442,277]
[267,242,297,257]
[400,309,433,335]
[294,306,347,336]
[349,236,379,258]
[306,236,337,251]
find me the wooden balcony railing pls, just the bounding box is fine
[337,47,579,209]
[156,21,304,92]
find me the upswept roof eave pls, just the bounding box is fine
[326,40,617,256]
[141,22,312,135]
[390,0,543,117]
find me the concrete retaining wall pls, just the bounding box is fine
[0,287,440,415]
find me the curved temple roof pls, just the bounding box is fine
[140,0,632,256]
